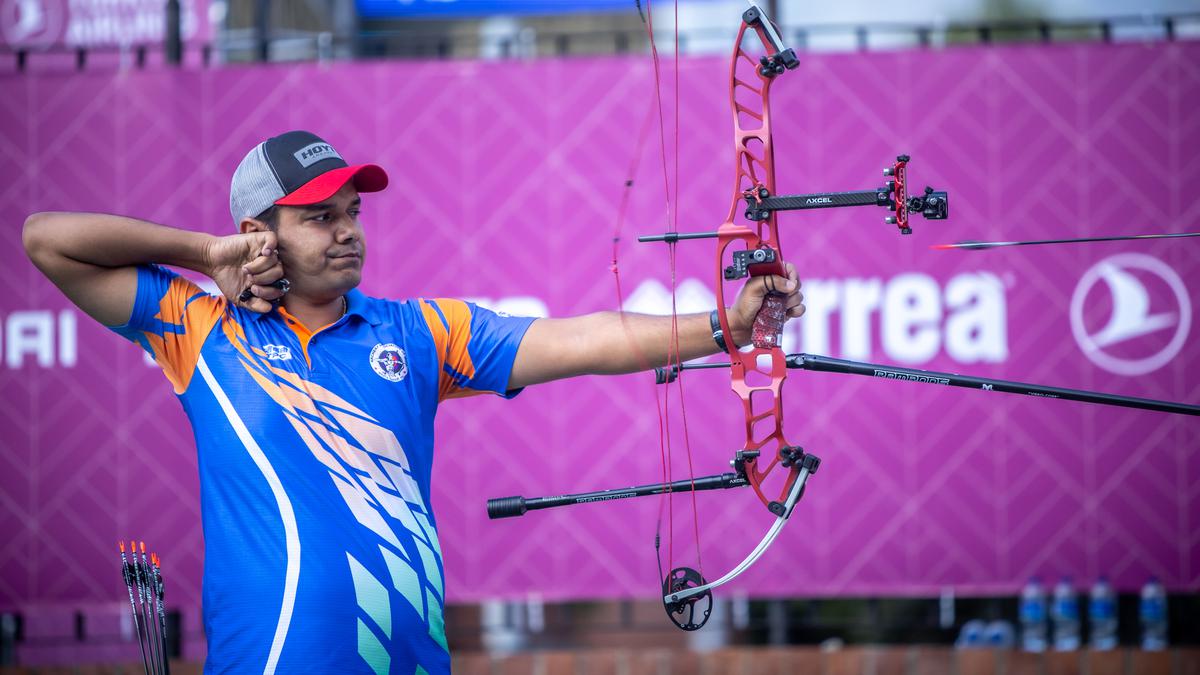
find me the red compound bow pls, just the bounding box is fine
[488,1,948,631]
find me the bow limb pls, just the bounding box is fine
[663,456,817,607]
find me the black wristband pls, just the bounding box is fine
[709,309,729,352]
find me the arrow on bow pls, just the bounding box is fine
[931,231,1200,250]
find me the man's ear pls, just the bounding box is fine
[240,218,267,234]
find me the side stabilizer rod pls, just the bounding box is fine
[488,472,749,519]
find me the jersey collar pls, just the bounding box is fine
[344,288,381,326]
[247,288,380,326]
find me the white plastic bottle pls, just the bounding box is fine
[1051,577,1081,651]
[1089,577,1118,650]
[1140,578,1168,651]
[1019,578,1048,652]
[955,619,986,649]
[984,620,1015,649]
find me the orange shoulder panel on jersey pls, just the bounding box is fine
[440,386,490,401]
[141,276,226,394]
[419,298,478,401]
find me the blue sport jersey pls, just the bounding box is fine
[109,265,536,675]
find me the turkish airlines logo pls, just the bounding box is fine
[1069,254,1191,376]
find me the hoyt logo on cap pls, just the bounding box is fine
[294,142,343,168]
[229,130,388,225]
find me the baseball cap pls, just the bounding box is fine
[229,130,388,225]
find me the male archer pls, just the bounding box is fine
[22,130,804,674]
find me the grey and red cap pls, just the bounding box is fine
[229,130,388,225]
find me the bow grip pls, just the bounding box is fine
[751,293,787,349]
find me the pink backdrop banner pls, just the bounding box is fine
[1,42,1198,636]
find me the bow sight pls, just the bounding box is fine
[640,155,949,246]
[740,155,949,236]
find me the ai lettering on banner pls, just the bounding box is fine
[1,310,76,368]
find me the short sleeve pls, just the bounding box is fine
[418,298,536,401]
[108,264,226,394]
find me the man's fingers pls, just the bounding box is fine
[248,284,286,301]
[759,268,802,317]
[236,287,283,308]
[259,231,278,256]
[245,230,278,257]
[760,274,798,295]
[246,265,284,287]
[242,251,279,275]
[237,277,289,305]
[786,291,806,318]
[241,294,274,313]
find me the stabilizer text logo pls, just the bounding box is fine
[1069,254,1191,376]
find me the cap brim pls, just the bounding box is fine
[274,164,389,206]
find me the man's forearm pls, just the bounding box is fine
[583,310,743,375]
[24,212,213,273]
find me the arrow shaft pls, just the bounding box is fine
[933,232,1200,250]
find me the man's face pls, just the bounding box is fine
[275,183,366,300]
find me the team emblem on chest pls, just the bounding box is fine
[369,343,408,382]
[263,344,292,361]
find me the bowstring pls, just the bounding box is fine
[666,0,705,582]
[622,0,678,586]
[662,0,705,583]
[640,0,705,586]
[610,97,671,572]
[644,0,679,580]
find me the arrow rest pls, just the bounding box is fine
[662,566,714,630]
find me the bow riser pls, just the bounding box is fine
[715,7,802,515]
[725,336,792,509]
